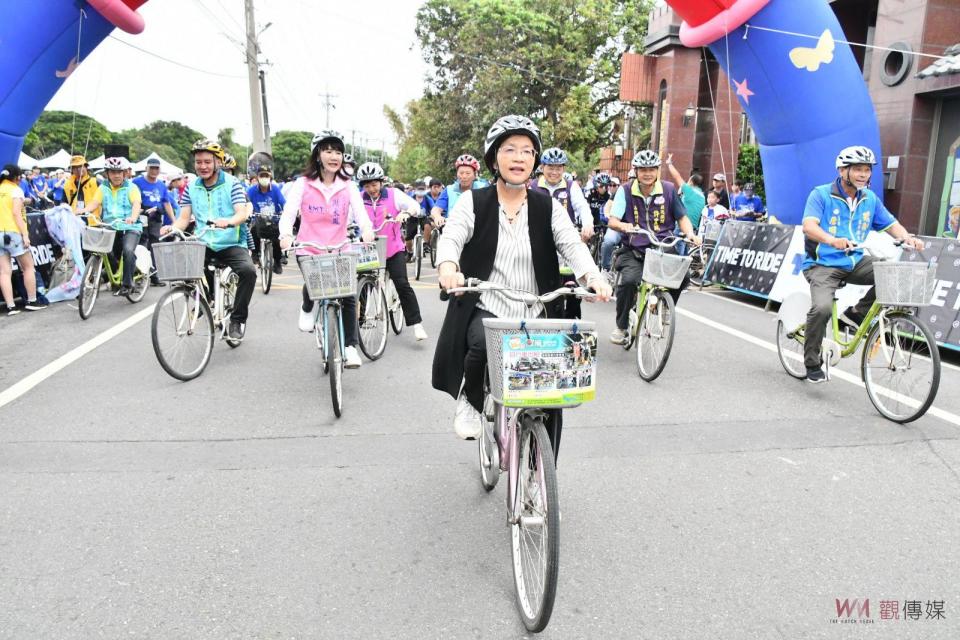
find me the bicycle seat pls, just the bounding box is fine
[207,259,231,270]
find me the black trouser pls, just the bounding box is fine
[110,230,141,288]
[802,257,876,370]
[206,246,256,324]
[298,256,359,347]
[140,219,162,281]
[387,252,422,325]
[614,246,687,330]
[250,217,282,264]
[464,307,566,459]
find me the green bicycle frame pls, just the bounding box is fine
[791,300,883,356]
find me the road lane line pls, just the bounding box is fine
[676,306,960,428]
[691,289,960,374]
[0,304,156,409]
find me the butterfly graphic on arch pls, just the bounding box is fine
[789,29,835,72]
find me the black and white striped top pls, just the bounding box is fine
[435,190,599,318]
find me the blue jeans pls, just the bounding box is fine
[600,228,621,270]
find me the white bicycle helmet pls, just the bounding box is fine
[311,130,345,152]
[835,145,877,168]
[540,147,568,166]
[631,150,661,168]
[104,157,125,171]
[483,114,542,173]
[356,162,385,183]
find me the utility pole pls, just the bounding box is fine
[259,69,271,151]
[319,87,338,130]
[244,0,269,153]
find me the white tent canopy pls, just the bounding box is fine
[87,155,106,170]
[18,151,37,170]
[133,152,182,176]
[36,148,72,170]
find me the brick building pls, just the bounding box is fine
[610,0,960,234]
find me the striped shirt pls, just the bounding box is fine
[436,190,599,318]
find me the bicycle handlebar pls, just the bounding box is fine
[286,239,353,253]
[440,278,602,305]
[620,226,684,249]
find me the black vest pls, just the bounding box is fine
[431,185,562,399]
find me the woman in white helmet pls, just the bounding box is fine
[94,156,144,296]
[798,145,923,383]
[432,114,612,452]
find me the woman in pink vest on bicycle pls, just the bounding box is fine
[279,130,374,369]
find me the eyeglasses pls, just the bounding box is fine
[498,146,536,159]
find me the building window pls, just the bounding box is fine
[654,80,668,155]
[739,113,757,146]
[938,136,960,238]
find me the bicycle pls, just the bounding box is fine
[776,243,941,423]
[612,227,694,381]
[77,218,150,319]
[291,239,358,418]
[428,218,442,270]
[688,215,727,287]
[252,211,280,294]
[149,225,243,382]
[355,219,405,360]
[408,210,430,281]
[442,278,600,633]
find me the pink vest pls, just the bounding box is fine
[362,187,404,259]
[296,177,353,256]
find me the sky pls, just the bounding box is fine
[48,0,431,153]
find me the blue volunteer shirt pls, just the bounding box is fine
[802,178,897,271]
[433,179,490,216]
[246,183,286,221]
[731,193,764,216]
[132,175,169,217]
[30,175,47,199]
[48,176,65,201]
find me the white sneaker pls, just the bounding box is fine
[454,394,482,440]
[413,323,428,341]
[298,307,316,332]
[609,328,628,345]
[344,345,362,369]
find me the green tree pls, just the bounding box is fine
[736,144,765,201]
[132,120,204,168]
[404,0,654,172]
[23,110,113,159]
[270,130,313,179]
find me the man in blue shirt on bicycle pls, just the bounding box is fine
[247,164,286,274]
[800,145,923,383]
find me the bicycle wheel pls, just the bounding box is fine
[415,235,423,281]
[861,311,940,423]
[326,304,344,418]
[479,383,499,492]
[126,271,149,303]
[260,240,273,294]
[223,273,241,348]
[387,278,404,335]
[776,320,807,379]
[429,231,438,268]
[78,255,103,320]
[511,414,559,632]
[151,286,214,381]
[357,278,388,360]
[636,290,676,381]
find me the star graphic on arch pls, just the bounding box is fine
[734,77,755,104]
[56,56,79,79]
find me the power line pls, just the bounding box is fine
[108,35,245,78]
[743,24,951,60]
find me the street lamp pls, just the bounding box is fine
[682,103,697,127]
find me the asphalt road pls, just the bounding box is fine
[1,261,959,639]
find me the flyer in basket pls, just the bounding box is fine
[500,331,597,406]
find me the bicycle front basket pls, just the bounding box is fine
[81,226,116,253]
[299,252,358,300]
[873,261,936,307]
[642,249,692,289]
[152,241,207,281]
[482,318,598,409]
[352,241,381,273]
[702,219,724,242]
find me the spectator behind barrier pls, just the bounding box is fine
[0,164,47,315]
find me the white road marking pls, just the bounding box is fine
[693,289,960,374]
[0,304,157,409]
[676,306,960,428]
